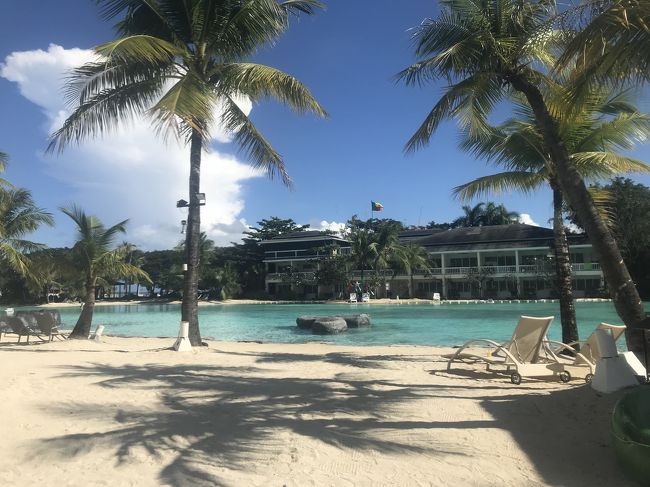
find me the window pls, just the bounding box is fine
[570,252,585,264]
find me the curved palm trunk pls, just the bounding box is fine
[70,276,95,339]
[511,75,647,356]
[551,181,578,345]
[182,129,203,346]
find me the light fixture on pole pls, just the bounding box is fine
[180,220,187,234]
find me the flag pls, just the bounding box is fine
[371,201,384,211]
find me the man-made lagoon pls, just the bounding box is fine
[37,301,629,346]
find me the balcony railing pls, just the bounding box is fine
[266,272,316,281]
[266,263,603,281]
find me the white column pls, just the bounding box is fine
[515,250,521,296]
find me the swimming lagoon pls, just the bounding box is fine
[45,301,628,346]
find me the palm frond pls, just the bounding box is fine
[214,63,327,117]
[221,94,290,186]
[453,171,546,200]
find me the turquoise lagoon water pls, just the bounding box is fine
[35,301,628,346]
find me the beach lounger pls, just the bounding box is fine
[361,292,370,302]
[349,293,357,303]
[546,323,627,383]
[447,315,570,385]
[0,319,10,341]
[7,315,47,343]
[34,310,67,341]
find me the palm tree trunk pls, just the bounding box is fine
[409,273,414,298]
[70,277,95,339]
[551,181,578,345]
[181,128,203,346]
[510,74,647,356]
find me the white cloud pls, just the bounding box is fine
[518,213,540,227]
[312,220,346,236]
[1,44,261,249]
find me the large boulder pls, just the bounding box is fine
[312,316,348,334]
[339,314,371,328]
[296,316,318,329]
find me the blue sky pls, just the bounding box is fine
[1,0,650,250]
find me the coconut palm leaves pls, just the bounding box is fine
[398,0,563,151]
[49,0,327,183]
[0,188,54,277]
[559,0,650,85]
[62,205,151,338]
[454,89,650,202]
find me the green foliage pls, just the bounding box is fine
[590,178,650,298]
[451,202,519,227]
[0,187,54,278]
[244,217,310,241]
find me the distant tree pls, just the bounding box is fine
[481,202,519,226]
[452,203,485,228]
[426,221,452,230]
[245,217,310,242]
[62,206,151,339]
[314,250,349,296]
[592,178,650,298]
[346,215,406,234]
[141,249,184,297]
[0,151,10,187]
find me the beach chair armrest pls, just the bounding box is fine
[448,339,514,368]
[544,340,593,367]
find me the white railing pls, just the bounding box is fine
[572,263,601,271]
[518,265,538,274]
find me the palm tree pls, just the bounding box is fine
[0,188,54,277]
[48,0,327,346]
[62,205,151,339]
[348,228,377,285]
[452,203,485,228]
[455,89,650,344]
[399,0,648,355]
[0,151,8,187]
[482,202,519,226]
[394,243,430,298]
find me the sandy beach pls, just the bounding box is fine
[0,336,632,487]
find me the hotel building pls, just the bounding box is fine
[260,224,604,300]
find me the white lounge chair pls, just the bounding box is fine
[348,293,357,303]
[546,323,627,383]
[447,315,569,385]
[361,292,370,302]
[432,292,441,304]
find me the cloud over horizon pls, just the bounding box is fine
[1,44,262,250]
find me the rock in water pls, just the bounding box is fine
[296,316,318,329]
[312,317,348,334]
[339,314,371,328]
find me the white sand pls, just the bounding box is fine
[0,336,632,487]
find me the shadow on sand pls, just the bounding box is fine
[31,349,633,486]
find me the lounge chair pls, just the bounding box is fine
[6,315,47,343]
[0,319,10,341]
[447,315,570,385]
[34,310,67,341]
[361,292,370,302]
[348,293,357,303]
[432,292,441,304]
[546,323,627,383]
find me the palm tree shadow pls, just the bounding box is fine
[33,362,465,486]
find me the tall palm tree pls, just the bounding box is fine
[0,188,54,277]
[62,205,151,339]
[394,243,430,298]
[455,89,650,344]
[399,0,648,355]
[48,0,327,346]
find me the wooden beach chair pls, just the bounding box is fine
[446,315,570,385]
[545,323,627,383]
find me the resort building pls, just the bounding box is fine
[260,224,604,300]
